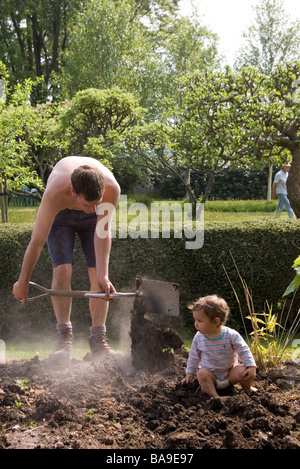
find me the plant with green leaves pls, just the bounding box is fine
[284,255,300,297]
[87,409,93,420]
[234,0,300,200]
[245,303,285,371]
[61,0,219,117]
[14,401,24,409]
[224,254,300,371]
[57,87,145,154]
[0,70,44,222]
[16,378,29,389]
[167,67,271,216]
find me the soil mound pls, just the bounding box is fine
[0,303,299,450]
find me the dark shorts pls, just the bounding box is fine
[47,209,97,268]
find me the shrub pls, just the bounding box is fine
[1,220,299,339]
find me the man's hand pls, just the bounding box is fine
[97,276,116,300]
[13,280,28,307]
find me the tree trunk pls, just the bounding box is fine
[0,178,8,223]
[287,147,300,218]
[157,151,198,218]
[200,172,215,205]
[30,13,43,77]
[185,166,191,201]
[267,161,273,202]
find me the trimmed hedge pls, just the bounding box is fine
[0,221,299,340]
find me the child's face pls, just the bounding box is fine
[193,308,218,336]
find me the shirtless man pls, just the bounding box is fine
[13,156,121,363]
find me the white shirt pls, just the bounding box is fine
[274,169,288,195]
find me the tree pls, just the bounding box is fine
[234,0,300,200]
[156,63,300,218]
[235,0,300,74]
[0,0,81,102]
[0,74,43,222]
[268,62,300,216]
[55,87,145,170]
[61,0,219,119]
[162,14,219,77]
[165,67,270,216]
[61,0,143,95]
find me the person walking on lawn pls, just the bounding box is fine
[13,156,120,364]
[272,163,294,219]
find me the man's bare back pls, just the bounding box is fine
[45,156,119,212]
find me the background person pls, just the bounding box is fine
[272,163,294,219]
[13,156,120,364]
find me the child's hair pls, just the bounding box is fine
[188,295,230,325]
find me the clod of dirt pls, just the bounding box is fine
[130,297,184,372]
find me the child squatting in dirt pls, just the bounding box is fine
[181,295,257,400]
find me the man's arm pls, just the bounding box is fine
[13,194,59,305]
[94,235,114,298]
[272,182,277,200]
[94,182,120,298]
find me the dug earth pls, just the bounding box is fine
[0,304,300,450]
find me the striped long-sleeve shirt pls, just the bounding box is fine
[186,326,256,378]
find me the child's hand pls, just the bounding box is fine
[242,366,256,381]
[181,374,194,384]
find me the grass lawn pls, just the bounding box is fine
[4,337,128,362]
[7,199,291,224]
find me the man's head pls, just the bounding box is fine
[283,163,291,173]
[71,165,105,202]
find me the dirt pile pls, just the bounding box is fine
[0,303,299,450]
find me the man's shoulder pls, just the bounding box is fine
[274,170,284,180]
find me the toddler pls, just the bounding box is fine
[181,295,257,399]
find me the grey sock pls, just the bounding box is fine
[90,325,106,337]
[56,322,72,334]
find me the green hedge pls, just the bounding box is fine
[0,221,299,340]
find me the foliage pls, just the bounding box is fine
[172,65,295,171]
[246,304,285,371]
[0,0,81,102]
[62,0,144,94]
[1,219,300,337]
[235,0,300,74]
[224,254,300,371]
[284,255,300,297]
[0,75,45,221]
[164,67,269,211]
[165,61,300,215]
[60,0,219,117]
[55,87,146,175]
